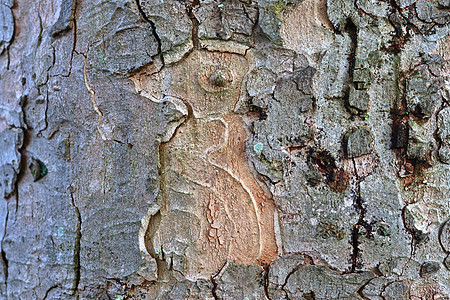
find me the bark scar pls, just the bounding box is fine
[131,49,279,279]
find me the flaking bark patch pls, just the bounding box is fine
[131,50,278,280]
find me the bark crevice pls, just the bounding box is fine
[0,207,8,295]
[135,0,163,64]
[69,190,81,296]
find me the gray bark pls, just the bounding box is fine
[0,0,449,299]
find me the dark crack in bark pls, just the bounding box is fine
[0,206,8,295]
[401,204,418,261]
[69,189,81,297]
[354,0,377,18]
[263,265,272,300]
[142,210,168,280]
[35,45,55,137]
[359,275,382,299]
[384,0,422,54]
[42,285,59,300]
[211,276,219,300]
[3,0,16,70]
[210,261,227,300]
[135,0,163,64]
[432,76,449,164]
[280,262,305,292]
[51,0,78,78]
[186,0,200,50]
[343,17,358,115]
[350,157,369,273]
[50,0,77,37]
[15,95,32,213]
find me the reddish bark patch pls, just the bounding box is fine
[310,150,349,192]
[328,168,350,193]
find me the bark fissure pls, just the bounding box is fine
[210,262,227,300]
[1,207,8,294]
[350,157,367,273]
[186,0,200,50]
[5,0,16,70]
[401,204,417,260]
[135,0,163,63]
[345,18,357,89]
[211,276,219,300]
[263,266,272,300]
[51,0,78,78]
[385,0,421,53]
[42,285,58,300]
[354,0,377,18]
[433,88,449,163]
[357,275,379,300]
[143,209,168,281]
[280,263,304,291]
[36,45,55,137]
[15,95,32,213]
[70,190,81,296]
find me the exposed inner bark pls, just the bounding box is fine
[131,50,278,279]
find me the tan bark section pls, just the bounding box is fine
[280,0,334,58]
[431,35,450,77]
[131,50,278,279]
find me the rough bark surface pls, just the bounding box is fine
[0,0,449,299]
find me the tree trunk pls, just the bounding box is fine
[1,0,449,298]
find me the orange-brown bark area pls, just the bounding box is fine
[131,50,278,279]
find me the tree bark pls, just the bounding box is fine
[1,0,449,299]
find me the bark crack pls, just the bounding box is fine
[4,0,16,70]
[68,2,77,78]
[0,207,8,295]
[350,157,368,273]
[186,0,200,50]
[432,76,449,163]
[15,96,32,212]
[50,0,78,78]
[384,0,421,53]
[354,0,377,18]
[345,17,357,87]
[263,265,272,300]
[357,274,380,300]
[42,285,58,300]
[135,0,164,64]
[69,189,81,297]
[35,45,55,137]
[280,262,304,291]
[210,262,227,300]
[400,204,416,263]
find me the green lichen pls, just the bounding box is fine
[269,0,286,20]
[319,222,345,240]
[30,158,48,182]
[253,142,264,153]
[97,50,106,63]
[377,224,390,237]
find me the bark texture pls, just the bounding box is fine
[0,0,449,299]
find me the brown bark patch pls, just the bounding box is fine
[131,50,278,279]
[310,150,349,192]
